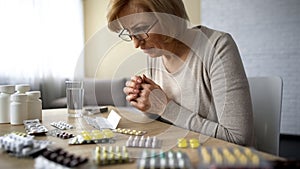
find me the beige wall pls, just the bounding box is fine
[83,0,200,79]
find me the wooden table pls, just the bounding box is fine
[0,107,284,169]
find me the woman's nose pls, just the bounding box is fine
[132,37,143,48]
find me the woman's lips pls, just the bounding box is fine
[142,48,155,54]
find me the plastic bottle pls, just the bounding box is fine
[0,85,15,123]
[26,91,42,121]
[10,93,28,125]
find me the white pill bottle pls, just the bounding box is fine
[10,93,28,125]
[26,91,42,121]
[0,85,15,123]
[15,84,30,94]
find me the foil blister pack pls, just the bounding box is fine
[92,145,134,166]
[47,129,75,139]
[50,121,74,130]
[24,119,48,136]
[113,128,147,136]
[68,129,115,145]
[0,133,51,158]
[137,149,193,169]
[126,136,162,148]
[34,147,89,169]
[197,147,270,169]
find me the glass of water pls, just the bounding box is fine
[65,81,84,117]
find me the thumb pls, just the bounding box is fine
[142,74,155,85]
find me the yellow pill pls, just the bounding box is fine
[214,154,223,164]
[82,134,91,140]
[226,154,236,164]
[104,131,114,138]
[190,142,199,148]
[251,154,260,165]
[233,148,242,156]
[189,139,200,148]
[177,138,188,148]
[238,154,248,165]
[95,146,101,153]
[244,147,253,156]
[92,133,104,139]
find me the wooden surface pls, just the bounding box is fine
[0,107,284,169]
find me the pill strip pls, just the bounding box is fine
[113,128,147,136]
[47,129,75,139]
[68,129,115,145]
[24,119,48,136]
[126,136,162,148]
[6,131,28,137]
[198,147,270,168]
[50,121,74,130]
[0,133,51,158]
[34,148,89,169]
[93,145,134,165]
[137,150,192,169]
[83,116,100,129]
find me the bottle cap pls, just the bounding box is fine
[0,85,15,94]
[15,84,30,93]
[26,91,41,99]
[11,93,28,102]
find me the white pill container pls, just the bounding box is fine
[10,93,28,125]
[0,85,15,123]
[26,91,42,121]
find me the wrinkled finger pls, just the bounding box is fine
[138,88,151,98]
[130,100,149,112]
[126,80,141,89]
[131,75,143,83]
[123,87,140,95]
[126,93,139,102]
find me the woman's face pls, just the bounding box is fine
[118,2,172,58]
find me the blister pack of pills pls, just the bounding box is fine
[24,119,48,136]
[113,128,147,136]
[34,147,89,169]
[93,145,134,166]
[84,116,102,130]
[50,121,74,130]
[84,110,121,130]
[197,147,270,169]
[68,129,115,145]
[7,131,28,137]
[0,133,51,158]
[137,150,193,169]
[47,129,75,139]
[126,136,162,148]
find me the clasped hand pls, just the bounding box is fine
[123,74,169,115]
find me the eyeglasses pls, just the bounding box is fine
[118,19,158,42]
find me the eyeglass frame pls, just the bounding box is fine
[118,19,159,42]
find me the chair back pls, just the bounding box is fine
[248,76,283,155]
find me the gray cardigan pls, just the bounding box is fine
[148,26,254,146]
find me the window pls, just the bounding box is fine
[0,0,84,108]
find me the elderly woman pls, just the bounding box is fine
[106,0,253,146]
